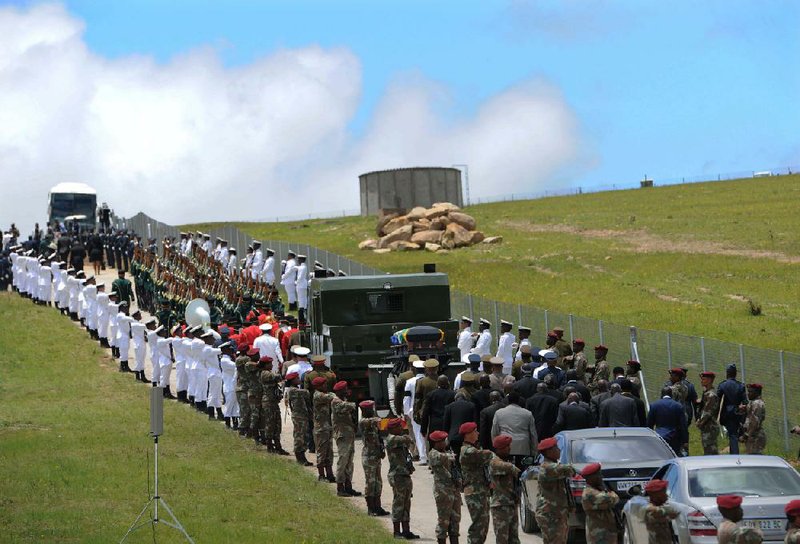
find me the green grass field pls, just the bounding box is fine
[188,174,800,352]
[0,293,394,543]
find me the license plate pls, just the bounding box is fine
[741,519,784,530]
[616,480,648,492]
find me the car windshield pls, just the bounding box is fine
[689,466,800,498]
[570,436,673,463]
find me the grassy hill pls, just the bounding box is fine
[0,293,394,543]
[188,174,800,352]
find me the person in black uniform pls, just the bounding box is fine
[717,363,746,454]
[443,393,478,462]
[69,238,86,271]
[420,375,455,436]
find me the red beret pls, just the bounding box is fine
[458,422,477,435]
[311,376,326,387]
[580,462,602,477]
[700,371,716,378]
[785,499,800,517]
[644,480,667,493]
[429,430,448,442]
[259,356,273,363]
[492,434,513,449]
[627,360,641,367]
[387,418,405,430]
[716,495,743,509]
[358,400,375,409]
[669,368,685,376]
[547,331,558,339]
[284,372,299,381]
[246,347,259,356]
[594,344,608,351]
[573,338,585,345]
[537,437,558,451]
[747,383,763,390]
[333,380,348,392]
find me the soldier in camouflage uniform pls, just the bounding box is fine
[490,434,521,544]
[588,345,610,396]
[534,437,576,544]
[385,418,419,540]
[642,480,678,544]
[580,463,619,544]
[785,500,800,544]
[428,430,461,544]
[458,421,493,544]
[246,354,266,442]
[742,383,766,454]
[569,339,588,383]
[393,356,418,416]
[260,365,288,455]
[303,355,335,453]
[235,347,252,436]
[625,360,643,398]
[696,371,720,455]
[359,400,389,517]
[717,494,763,543]
[311,376,336,483]
[331,380,361,497]
[284,372,313,466]
[666,368,688,405]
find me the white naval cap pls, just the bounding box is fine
[479,318,491,326]
[500,319,513,327]
[461,316,473,323]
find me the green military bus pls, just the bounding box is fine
[308,271,461,406]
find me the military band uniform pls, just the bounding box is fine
[313,390,335,468]
[489,455,521,544]
[331,396,357,486]
[359,416,385,502]
[534,459,576,544]
[386,433,415,523]
[460,443,493,544]
[429,447,462,541]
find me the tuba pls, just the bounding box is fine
[185,298,211,331]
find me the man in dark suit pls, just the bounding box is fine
[512,364,541,401]
[443,392,478,460]
[526,383,560,440]
[560,370,590,403]
[420,375,455,436]
[647,386,689,455]
[471,374,493,416]
[554,393,593,432]
[599,379,640,427]
[479,391,505,450]
[590,380,612,425]
[717,363,746,454]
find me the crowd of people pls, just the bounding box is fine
[4,221,800,544]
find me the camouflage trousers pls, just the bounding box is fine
[314,429,333,467]
[585,526,617,544]
[464,492,490,544]
[335,433,355,483]
[261,399,281,440]
[535,510,568,544]
[491,504,520,544]
[248,396,262,432]
[700,424,719,455]
[361,453,383,498]
[237,391,250,430]
[746,431,766,454]
[388,474,412,523]
[434,487,462,539]
[292,416,309,454]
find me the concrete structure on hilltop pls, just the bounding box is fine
[359,167,463,216]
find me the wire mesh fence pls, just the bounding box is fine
[121,212,800,454]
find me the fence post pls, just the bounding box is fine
[779,351,790,452]
[517,304,523,328]
[739,344,745,382]
[598,319,604,345]
[666,332,672,369]
[544,310,549,333]
[468,294,474,323]
[568,314,574,342]
[700,337,706,371]
[493,301,500,348]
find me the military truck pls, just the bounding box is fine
[308,271,462,406]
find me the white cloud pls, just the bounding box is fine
[0,3,586,236]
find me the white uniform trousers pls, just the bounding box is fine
[284,283,297,304]
[158,355,172,389]
[222,377,239,417]
[206,374,223,409]
[175,358,189,393]
[132,342,146,372]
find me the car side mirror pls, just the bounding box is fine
[520,456,535,468]
[628,485,642,496]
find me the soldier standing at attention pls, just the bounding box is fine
[428,430,461,544]
[359,400,389,517]
[496,320,515,375]
[385,418,419,540]
[552,326,572,362]
[642,480,678,544]
[332,380,361,497]
[457,316,474,361]
[489,434,521,544]
[588,345,610,395]
[261,363,288,455]
[785,500,800,543]
[581,463,619,544]
[413,359,439,433]
[569,339,588,383]
[393,355,419,417]
[717,495,763,543]
[695,371,720,455]
[624,360,643,398]
[112,269,135,308]
[535,437,576,544]
[459,421,493,544]
[312,376,336,483]
[246,351,265,442]
[235,346,251,436]
[742,384,766,454]
[284,372,313,466]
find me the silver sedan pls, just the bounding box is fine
[622,455,800,543]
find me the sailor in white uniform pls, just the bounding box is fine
[496,320,516,375]
[226,248,238,276]
[471,318,493,370]
[281,250,298,310]
[457,316,474,360]
[251,241,264,281]
[514,326,532,361]
[204,335,223,420]
[130,312,147,382]
[262,248,276,286]
[285,346,312,381]
[95,284,110,348]
[201,233,213,255]
[253,324,283,372]
[116,303,133,372]
[295,254,309,321]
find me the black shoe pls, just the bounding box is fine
[207,407,216,420]
[216,408,224,421]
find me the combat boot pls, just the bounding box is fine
[239,426,248,437]
[324,465,336,483]
[216,408,224,421]
[345,480,362,497]
[393,523,402,539]
[448,533,458,544]
[273,439,290,456]
[336,482,349,497]
[400,522,419,540]
[438,539,446,544]
[297,452,312,466]
[317,466,326,481]
[374,500,390,517]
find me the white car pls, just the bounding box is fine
[622,455,800,543]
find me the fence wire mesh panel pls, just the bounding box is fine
[123,211,800,453]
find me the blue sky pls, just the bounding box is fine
[60,0,799,188]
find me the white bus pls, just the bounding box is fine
[48,182,97,230]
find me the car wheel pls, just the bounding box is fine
[519,499,539,533]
